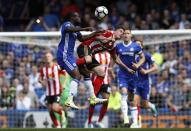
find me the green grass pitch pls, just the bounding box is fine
[0,128,190,131]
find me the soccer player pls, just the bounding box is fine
[39,51,66,128]
[130,40,158,128]
[57,12,104,109]
[115,26,145,127]
[76,26,129,104]
[87,51,111,128]
[54,69,73,128]
[76,26,131,128]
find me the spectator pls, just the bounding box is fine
[25,16,50,32]
[179,14,190,29]
[161,9,174,29]
[150,86,165,108]
[60,0,80,18]
[0,13,3,31]
[166,81,191,112]
[43,5,60,31]
[29,65,42,91]
[13,78,23,95]
[109,7,120,28]
[0,80,15,110]
[2,59,14,82]
[162,47,178,74]
[16,77,39,110]
[156,69,174,94]
[74,83,89,110]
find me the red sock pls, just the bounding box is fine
[50,112,59,126]
[137,104,141,120]
[88,105,95,124]
[98,103,108,122]
[93,76,104,95]
[77,57,86,66]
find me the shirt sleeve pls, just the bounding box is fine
[81,37,96,45]
[146,53,155,65]
[136,44,143,55]
[109,47,117,55]
[76,32,82,39]
[63,22,72,30]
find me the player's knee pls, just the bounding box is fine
[131,101,137,107]
[71,69,81,80]
[52,103,60,111]
[93,66,105,77]
[142,101,149,109]
[85,55,92,64]
[74,74,81,80]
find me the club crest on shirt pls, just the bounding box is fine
[130,47,134,51]
[48,74,53,78]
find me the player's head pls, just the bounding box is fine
[135,39,144,49]
[45,50,53,64]
[113,25,125,39]
[123,25,132,42]
[67,12,81,25]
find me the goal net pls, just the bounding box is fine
[0,30,190,128]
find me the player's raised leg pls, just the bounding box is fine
[57,12,102,109]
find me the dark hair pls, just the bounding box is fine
[123,23,131,31]
[65,12,76,21]
[115,25,125,30]
[134,39,144,48]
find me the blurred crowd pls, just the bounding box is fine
[1,0,191,31]
[0,40,190,112]
[0,0,191,114]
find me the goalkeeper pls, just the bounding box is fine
[54,70,72,128]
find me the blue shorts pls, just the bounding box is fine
[117,75,137,94]
[135,81,150,100]
[57,53,77,73]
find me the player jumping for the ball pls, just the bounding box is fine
[76,25,135,128]
[57,12,106,109]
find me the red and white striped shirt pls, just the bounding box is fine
[81,31,114,54]
[40,63,62,96]
[92,51,111,84]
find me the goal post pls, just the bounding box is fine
[1,29,191,45]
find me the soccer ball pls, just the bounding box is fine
[95,6,108,20]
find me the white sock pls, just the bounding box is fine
[69,79,79,96]
[121,94,128,123]
[84,78,95,97]
[148,102,155,111]
[130,106,138,123]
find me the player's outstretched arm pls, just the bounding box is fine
[78,29,105,42]
[65,26,94,32]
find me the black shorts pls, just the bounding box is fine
[77,44,92,57]
[99,84,111,94]
[45,95,60,104]
[77,44,100,70]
